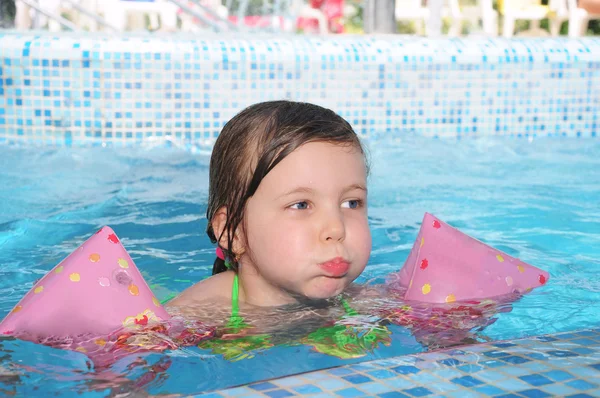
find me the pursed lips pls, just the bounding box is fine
[318,257,350,277]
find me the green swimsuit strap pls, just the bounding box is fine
[231,273,240,317]
[227,273,246,330]
[340,297,358,316]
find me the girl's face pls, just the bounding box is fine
[240,141,371,306]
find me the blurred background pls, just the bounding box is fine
[1,0,600,37]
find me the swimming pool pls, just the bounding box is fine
[1,135,599,396]
[0,31,599,396]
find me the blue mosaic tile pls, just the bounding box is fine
[367,369,397,379]
[429,367,463,379]
[493,343,517,348]
[378,392,410,398]
[519,374,554,387]
[438,358,462,366]
[539,383,580,396]
[566,379,598,390]
[473,384,506,395]
[401,387,432,397]
[457,364,484,373]
[503,366,541,378]
[215,386,255,396]
[264,390,295,398]
[356,382,392,395]
[313,378,349,391]
[547,350,579,357]
[250,381,278,391]
[422,380,461,393]
[476,370,508,383]
[501,355,532,365]
[479,359,507,368]
[518,389,551,398]
[589,363,600,371]
[495,378,535,390]
[542,369,575,382]
[572,347,597,355]
[520,361,553,373]
[383,378,417,390]
[329,368,356,376]
[483,350,511,358]
[443,390,480,398]
[276,377,307,388]
[336,387,366,397]
[391,365,420,375]
[292,384,323,394]
[572,339,598,346]
[342,374,372,384]
[451,375,484,387]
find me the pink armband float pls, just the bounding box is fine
[0,226,214,367]
[395,212,549,303]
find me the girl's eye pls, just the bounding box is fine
[290,201,309,210]
[342,199,362,209]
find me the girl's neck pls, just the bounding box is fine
[237,266,298,307]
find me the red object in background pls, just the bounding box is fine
[298,0,345,33]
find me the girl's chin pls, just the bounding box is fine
[304,276,347,299]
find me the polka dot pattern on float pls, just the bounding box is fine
[0,225,174,351]
[398,213,550,303]
[422,284,431,295]
[129,284,139,296]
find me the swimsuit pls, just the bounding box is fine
[198,274,392,361]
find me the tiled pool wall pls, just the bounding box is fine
[0,33,599,149]
[203,328,600,398]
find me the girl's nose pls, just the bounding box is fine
[320,210,346,243]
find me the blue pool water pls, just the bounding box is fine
[0,135,599,396]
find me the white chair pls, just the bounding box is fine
[567,0,600,36]
[101,0,179,31]
[395,0,495,37]
[395,0,430,35]
[450,0,498,36]
[500,0,569,38]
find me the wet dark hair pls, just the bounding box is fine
[207,100,368,275]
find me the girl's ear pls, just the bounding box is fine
[212,206,228,248]
[212,207,246,255]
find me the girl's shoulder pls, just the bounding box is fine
[166,271,235,309]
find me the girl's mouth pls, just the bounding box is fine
[318,257,350,277]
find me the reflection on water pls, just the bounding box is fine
[1,282,516,396]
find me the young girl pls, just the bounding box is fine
[167,100,372,322]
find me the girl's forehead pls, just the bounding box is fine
[261,142,367,191]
